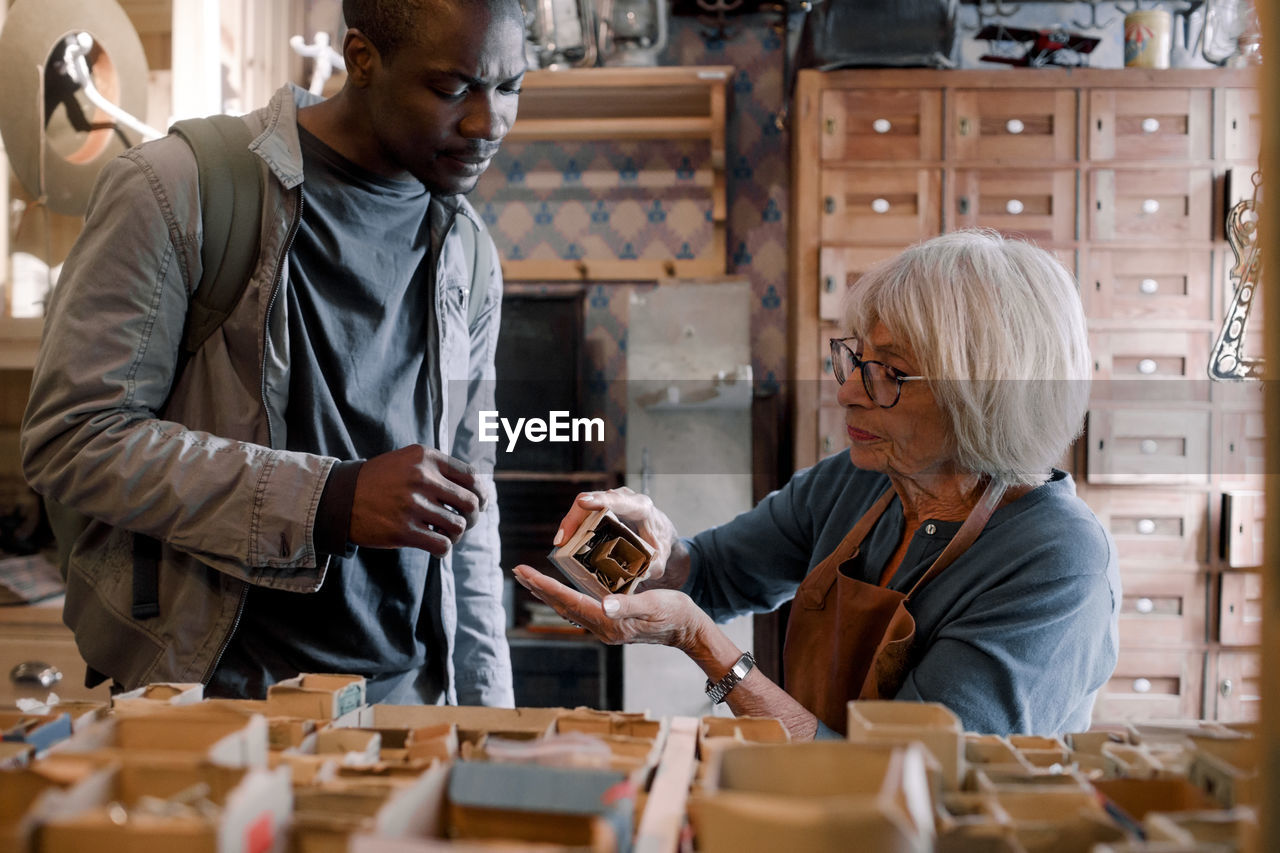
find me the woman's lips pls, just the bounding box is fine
[847,425,879,442]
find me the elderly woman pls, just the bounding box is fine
[512,229,1120,740]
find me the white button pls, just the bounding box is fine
[1137,518,1157,535]
[1136,597,1155,614]
[925,523,936,535]
[872,118,891,134]
[1140,439,1159,455]
[1140,278,1159,294]
[1142,198,1160,214]
[1006,118,1025,135]
[1006,199,1024,215]
[871,198,891,214]
[1142,117,1160,133]
[1133,677,1152,694]
[1137,358,1158,375]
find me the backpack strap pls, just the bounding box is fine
[453,211,493,327]
[125,115,262,621]
[170,114,264,355]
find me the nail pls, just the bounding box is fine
[602,598,620,617]
[553,528,564,546]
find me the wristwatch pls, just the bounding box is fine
[705,651,755,705]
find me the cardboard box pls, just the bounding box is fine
[1144,806,1256,847]
[292,764,448,853]
[111,683,205,713]
[35,759,291,853]
[556,709,665,741]
[1188,734,1257,808]
[0,759,105,852]
[1092,778,1215,822]
[50,707,269,767]
[992,789,1127,853]
[693,741,935,853]
[547,508,655,599]
[446,761,634,853]
[847,700,964,792]
[698,715,789,748]
[350,705,561,747]
[10,701,109,732]
[309,729,382,765]
[265,674,366,720]
[0,712,72,753]
[371,723,458,765]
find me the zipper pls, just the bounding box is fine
[202,185,304,685]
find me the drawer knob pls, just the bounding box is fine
[1140,439,1159,455]
[1006,199,1024,215]
[1220,679,1234,698]
[1137,358,1158,375]
[10,661,62,689]
[1141,117,1160,134]
[1142,198,1160,214]
[1136,597,1155,614]
[1137,518,1157,535]
[824,196,836,214]
[959,117,972,136]
[1140,278,1160,294]
[1006,118,1025,135]
[871,198,891,214]
[824,275,836,294]
[824,117,837,135]
[1132,677,1152,694]
[872,118,891,134]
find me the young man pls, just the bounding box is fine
[20,0,527,705]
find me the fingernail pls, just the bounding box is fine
[553,528,564,546]
[602,598,620,617]
[580,493,601,506]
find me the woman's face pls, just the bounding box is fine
[837,323,955,480]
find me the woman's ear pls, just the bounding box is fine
[341,28,377,87]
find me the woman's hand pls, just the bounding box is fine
[554,488,677,583]
[512,564,712,654]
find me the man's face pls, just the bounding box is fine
[362,2,526,195]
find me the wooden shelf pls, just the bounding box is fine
[495,66,732,283]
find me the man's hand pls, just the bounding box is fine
[553,487,677,583]
[349,445,488,555]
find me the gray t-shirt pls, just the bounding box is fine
[209,126,445,704]
[684,453,1121,735]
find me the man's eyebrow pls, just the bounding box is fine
[433,70,526,87]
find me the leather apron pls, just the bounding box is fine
[783,480,1005,733]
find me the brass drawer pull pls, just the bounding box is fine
[11,661,62,689]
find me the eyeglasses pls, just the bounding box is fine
[828,337,925,409]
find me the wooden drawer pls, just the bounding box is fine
[819,168,941,244]
[1088,89,1211,161]
[0,599,111,706]
[1087,488,1208,567]
[1088,330,1212,403]
[1093,648,1204,722]
[817,245,906,323]
[1085,408,1211,485]
[820,89,942,162]
[1118,570,1206,647]
[1082,249,1214,323]
[1208,649,1260,723]
[954,169,1076,243]
[952,89,1076,162]
[1089,168,1214,243]
[1218,570,1262,645]
[1221,491,1264,569]
[1223,88,1262,162]
[1218,410,1267,486]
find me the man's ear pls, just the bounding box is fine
[342,28,378,87]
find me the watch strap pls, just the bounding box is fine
[705,651,756,704]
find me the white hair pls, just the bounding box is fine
[842,229,1092,486]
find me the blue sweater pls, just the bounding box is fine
[683,454,1120,735]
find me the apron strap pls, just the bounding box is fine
[793,486,895,609]
[905,478,1007,600]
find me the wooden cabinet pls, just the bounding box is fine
[790,68,1261,725]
